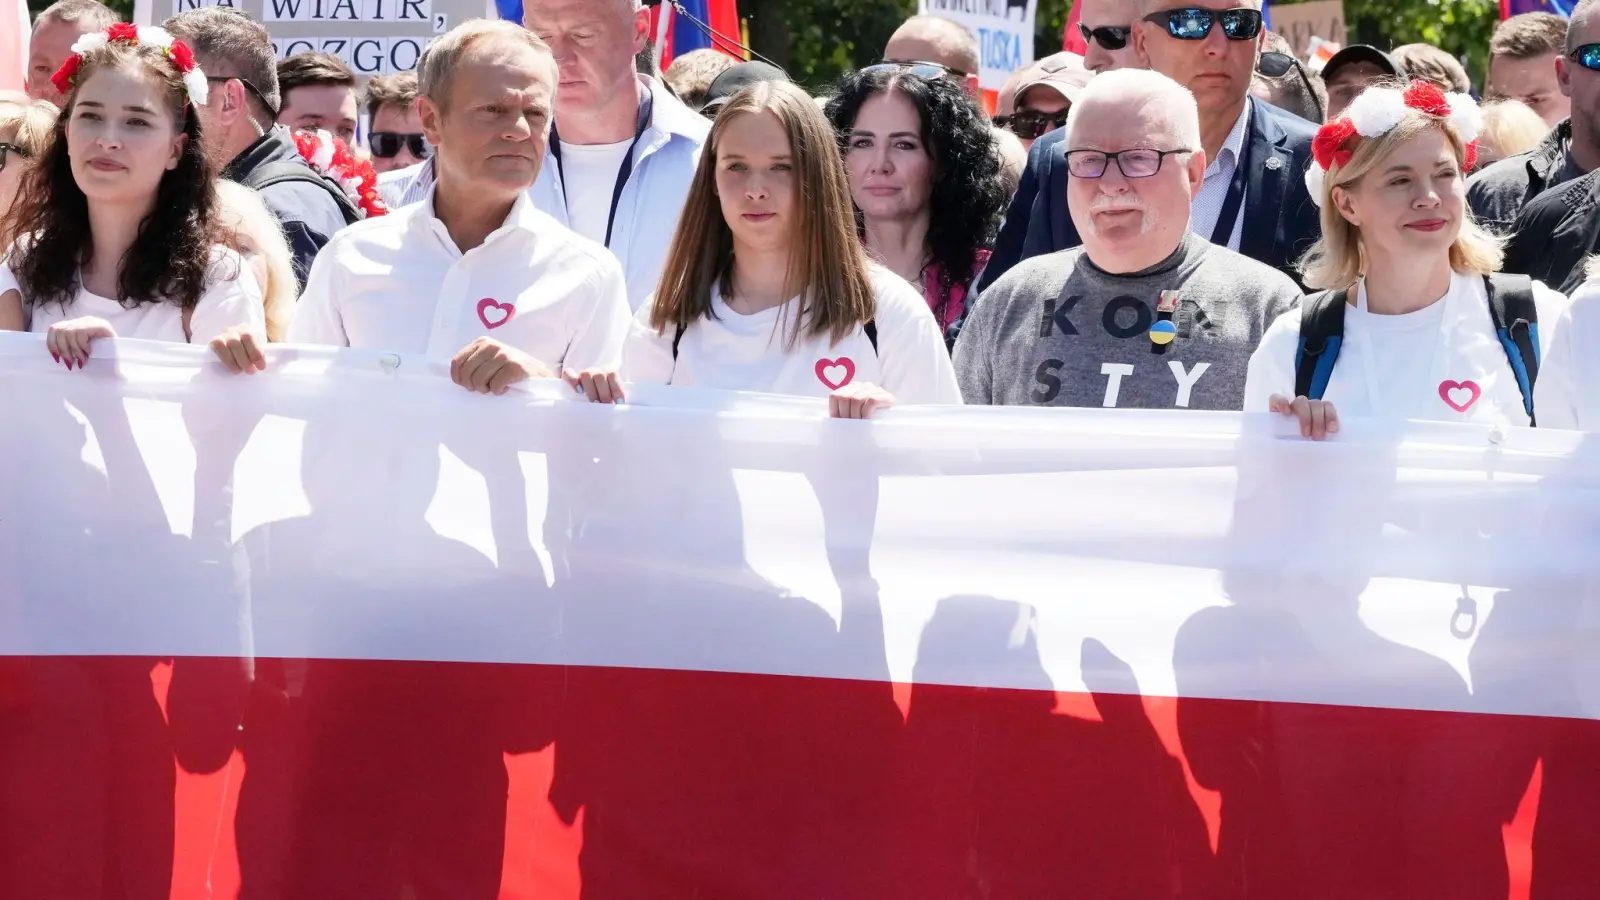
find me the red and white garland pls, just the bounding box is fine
[292,129,388,220]
[52,23,207,106]
[1306,80,1483,206]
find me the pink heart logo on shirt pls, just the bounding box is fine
[477,298,515,330]
[1439,380,1482,413]
[815,358,856,390]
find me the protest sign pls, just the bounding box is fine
[2,332,1599,896]
[918,0,1038,93]
[1270,0,1346,57]
[131,0,494,73]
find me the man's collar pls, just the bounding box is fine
[1216,101,1251,166]
[640,74,711,144]
[417,183,538,247]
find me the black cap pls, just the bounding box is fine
[1321,45,1406,83]
[701,61,791,112]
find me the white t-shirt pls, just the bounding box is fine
[288,189,630,371]
[622,266,962,405]
[557,139,634,247]
[1244,271,1567,427]
[1534,278,1600,430]
[1,246,264,344]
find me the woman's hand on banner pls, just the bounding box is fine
[1269,393,1340,440]
[830,382,895,419]
[46,317,114,370]
[210,327,268,374]
[564,368,625,404]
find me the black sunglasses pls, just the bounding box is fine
[1571,43,1600,73]
[1079,23,1131,51]
[1142,7,1264,41]
[369,131,431,160]
[1257,51,1324,122]
[0,142,29,172]
[1066,148,1194,179]
[871,59,970,80]
[995,109,1071,141]
[205,75,278,115]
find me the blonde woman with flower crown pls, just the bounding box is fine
[1243,80,1568,438]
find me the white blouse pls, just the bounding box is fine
[622,266,962,405]
[1,246,265,344]
[1245,271,1568,427]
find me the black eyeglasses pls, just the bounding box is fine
[369,131,431,160]
[0,142,29,172]
[1257,51,1324,122]
[870,59,970,80]
[1079,23,1131,51]
[205,75,279,115]
[1571,43,1600,73]
[1142,7,1264,41]
[1066,148,1193,179]
[995,109,1071,141]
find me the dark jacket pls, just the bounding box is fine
[1466,119,1572,236]
[1501,166,1600,295]
[976,97,1321,293]
[222,126,355,290]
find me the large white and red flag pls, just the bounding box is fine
[1,330,1599,898]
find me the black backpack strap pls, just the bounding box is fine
[671,322,687,361]
[1484,273,1541,424]
[1293,289,1349,400]
[242,161,363,226]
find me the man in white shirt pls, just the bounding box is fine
[284,19,631,394]
[380,0,709,312]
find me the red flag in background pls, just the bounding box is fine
[1,0,27,92]
[1063,0,1087,54]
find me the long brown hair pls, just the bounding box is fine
[649,80,874,348]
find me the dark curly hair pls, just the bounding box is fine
[11,38,220,314]
[825,68,1005,328]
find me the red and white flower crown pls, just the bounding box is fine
[292,129,388,220]
[1305,80,1482,206]
[52,23,208,107]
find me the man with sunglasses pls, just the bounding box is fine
[975,0,1318,298]
[166,7,361,290]
[955,69,1300,411]
[1077,0,1142,74]
[883,14,983,98]
[1471,1,1600,237]
[366,72,431,176]
[995,53,1090,151]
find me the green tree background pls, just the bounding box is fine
[35,0,1502,89]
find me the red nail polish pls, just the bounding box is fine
[51,352,59,363]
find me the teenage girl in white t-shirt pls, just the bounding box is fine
[1244,81,1566,437]
[0,26,265,364]
[566,79,960,418]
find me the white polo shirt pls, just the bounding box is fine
[287,188,630,372]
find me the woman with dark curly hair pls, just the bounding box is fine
[0,24,264,370]
[826,66,1006,339]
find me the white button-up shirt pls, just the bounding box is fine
[377,75,709,312]
[1189,102,1251,252]
[287,187,630,372]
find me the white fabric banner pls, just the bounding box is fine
[1,331,1597,719]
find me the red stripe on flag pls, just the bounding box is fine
[1064,0,1088,54]
[0,656,1587,898]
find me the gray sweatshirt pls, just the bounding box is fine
[954,234,1302,410]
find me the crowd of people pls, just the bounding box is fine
[11,0,1600,436]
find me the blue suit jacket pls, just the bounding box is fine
[976,97,1322,293]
